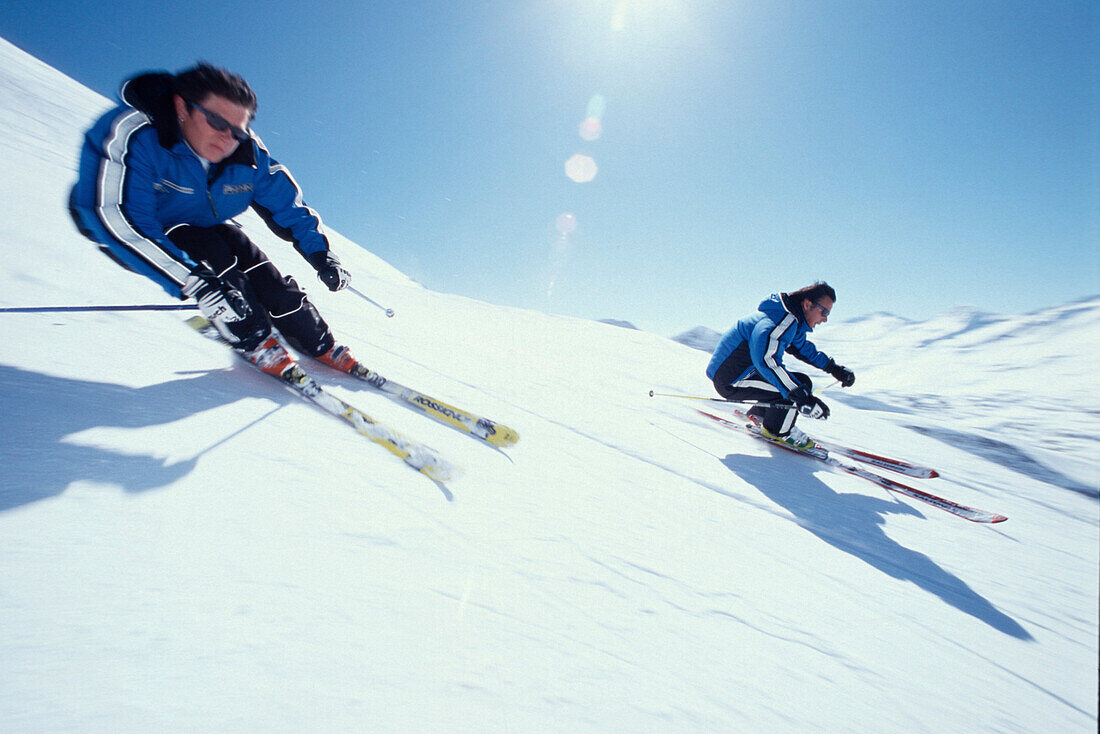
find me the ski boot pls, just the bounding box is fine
[241,335,296,377]
[760,425,816,450]
[316,343,369,378]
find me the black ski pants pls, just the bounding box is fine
[712,358,812,435]
[169,224,334,356]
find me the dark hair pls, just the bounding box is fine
[174,62,257,117]
[788,281,837,304]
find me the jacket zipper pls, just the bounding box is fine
[206,160,227,220]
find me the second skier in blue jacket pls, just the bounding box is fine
[707,282,855,449]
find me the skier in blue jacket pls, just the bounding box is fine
[706,282,855,449]
[70,63,361,374]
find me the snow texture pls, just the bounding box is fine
[1,37,1097,733]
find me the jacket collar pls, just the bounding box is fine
[121,71,257,168]
[780,292,810,328]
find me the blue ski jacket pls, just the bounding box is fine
[70,72,330,298]
[706,293,831,398]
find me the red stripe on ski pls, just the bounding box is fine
[814,442,940,479]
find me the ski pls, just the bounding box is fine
[697,410,1006,523]
[186,316,457,482]
[701,408,938,478]
[813,440,939,479]
[331,362,519,448]
[188,316,518,448]
[827,455,1006,524]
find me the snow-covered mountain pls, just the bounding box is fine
[1,37,1097,733]
[671,325,722,353]
[597,318,639,330]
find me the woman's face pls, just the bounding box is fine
[174,93,251,163]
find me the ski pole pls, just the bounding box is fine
[648,390,791,410]
[349,286,395,318]
[649,389,732,403]
[0,304,199,313]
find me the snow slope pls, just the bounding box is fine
[1,37,1097,733]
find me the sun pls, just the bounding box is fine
[609,0,684,32]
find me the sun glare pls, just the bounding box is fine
[609,0,685,33]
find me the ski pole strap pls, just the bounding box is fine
[0,304,200,313]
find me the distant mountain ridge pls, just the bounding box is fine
[671,326,722,352]
[598,319,639,330]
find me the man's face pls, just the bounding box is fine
[174,94,251,163]
[802,296,834,327]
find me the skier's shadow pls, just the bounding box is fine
[722,452,1032,640]
[0,362,265,512]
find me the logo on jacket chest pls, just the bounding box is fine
[153,180,253,196]
[154,179,194,194]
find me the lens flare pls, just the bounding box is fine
[564,154,598,183]
[579,117,602,142]
[555,212,578,235]
[611,0,628,31]
[586,94,606,120]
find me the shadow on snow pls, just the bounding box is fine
[0,362,284,512]
[905,424,1098,499]
[722,452,1033,641]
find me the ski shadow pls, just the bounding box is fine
[722,452,1033,641]
[0,362,254,512]
[905,424,1098,499]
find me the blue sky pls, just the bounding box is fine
[1,1,1096,334]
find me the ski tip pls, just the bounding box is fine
[961,512,1008,524]
[404,449,461,483]
[420,461,461,483]
[486,427,520,448]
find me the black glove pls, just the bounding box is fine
[825,358,855,388]
[308,251,350,292]
[182,266,267,348]
[789,384,830,420]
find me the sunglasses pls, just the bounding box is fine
[811,301,831,318]
[187,101,251,143]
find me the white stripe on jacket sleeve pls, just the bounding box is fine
[95,110,191,287]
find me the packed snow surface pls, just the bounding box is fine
[1,37,1097,733]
